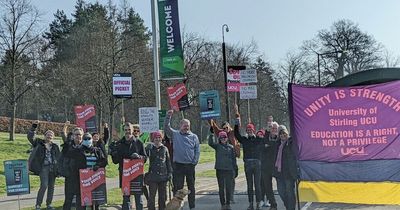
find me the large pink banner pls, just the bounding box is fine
[291,81,400,162]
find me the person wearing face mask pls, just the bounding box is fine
[274,125,298,210]
[62,128,105,210]
[110,122,147,210]
[208,131,237,210]
[233,105,263,210]
[27,120,61,210]
[163,110,200,210]
[145,131,172,210]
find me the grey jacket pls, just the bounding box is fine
[146,144,172,182]
[208,135,237,171]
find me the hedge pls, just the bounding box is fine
[0,116,75,136]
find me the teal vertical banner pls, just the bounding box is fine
[158,0,185,78]
[199,90,221,120]
[4,159,30,196]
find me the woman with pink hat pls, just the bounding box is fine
[208,130,238,210]
[145,131,172,210]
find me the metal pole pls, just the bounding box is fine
[222,24,230,123]
[121,99,125,120]
[151,0,161,110]
[247,99,250,124]
[317,53,321,86]
[17,195,21,210]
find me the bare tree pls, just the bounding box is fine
[303,19,383,82]
[382,48,400,68]
[0,0,42,140]
[276,51,314,102]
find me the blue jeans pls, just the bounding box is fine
[276,177,296,210]
[244,159,262,203]
[122,194,143,210]
[36,165,56,207]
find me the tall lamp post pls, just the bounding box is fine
[317,50,343,86]
[222,24,230,122]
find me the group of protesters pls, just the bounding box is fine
[26,109,199,210]
[207,105,298,210]
[26,106,298,210]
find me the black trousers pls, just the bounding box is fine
[244,159,262,203]
[63,176,84,210]
[261,170,277,207]
[173,162,196,209]
[216,169,234,205]
[148,181,167,210]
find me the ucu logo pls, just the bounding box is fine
[340,147,367,156]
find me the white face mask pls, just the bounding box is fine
[82,139,93,147]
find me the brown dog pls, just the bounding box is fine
[165,188,191,210]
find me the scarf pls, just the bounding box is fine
[275,139,287,172]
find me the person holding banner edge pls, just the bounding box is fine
[164,109,200,210]
[110,122,147,210]
[27,120,60,210]
[274,125,298,210]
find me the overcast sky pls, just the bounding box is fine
[31,0,400,65]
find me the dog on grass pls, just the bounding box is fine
[165,188,191,210]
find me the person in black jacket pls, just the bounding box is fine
[146,131,172,210]
[208,131,237,210]
[110,122,147,210]
[233,106,263,210]
[92,123,109,167]
[27,121,60,210]
[274,125,298,210]
[260,122,279,210]
[62,128,106,210]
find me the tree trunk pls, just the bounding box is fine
[9,102,17,141]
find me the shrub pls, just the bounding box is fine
[0,116,76,136]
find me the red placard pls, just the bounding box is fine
[167,83,190,111]
[79,168,106,206]
[122,159,144,196]
[74,105,96,132]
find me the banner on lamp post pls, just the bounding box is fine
[158,0,184,79]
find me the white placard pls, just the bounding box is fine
[139,107,159,133]
[112,73,132,97]
[240,69,257,83]
[240,85,257,99]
